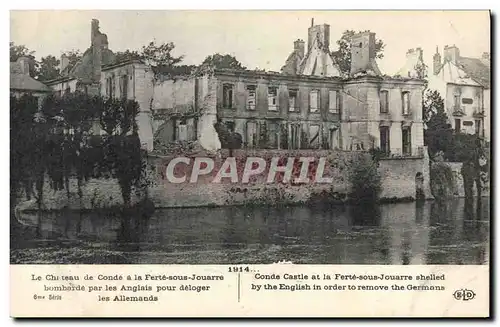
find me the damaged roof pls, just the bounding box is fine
[10,62,51,92]
[456,56,490,88]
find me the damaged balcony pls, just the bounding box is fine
[451,105,466,117]
[473,107,485,118]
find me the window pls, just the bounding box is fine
[246,85,256,110]
[329,129,340,150]
[329,90,340,113]
[246,121,257,148]
[106,76,114,98]
[120,75,128,100]
[222,84,234,109]
[402,126,412,156]
[462,98,473,105]
[453,94,460,109]
[380,126,390,154]
[309,90,320,112]
[289,89,298,112]
[290,124,301,149]
[309,125,321,149]
[177,120,188,141]
[475,120,481,135]
[380,90,389,113]
[268,87,278,111]
[402,91,410,115]
[455,119,461,133]
[268,122,279,149]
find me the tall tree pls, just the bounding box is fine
[114,49,143,63]
[10,42,38,77]
[423,90,453,158]
[141,40,184,71]
[201,53,246,70]
[38,55,60,81]
[330,30,385,76]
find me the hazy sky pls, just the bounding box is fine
[10,10,490,75]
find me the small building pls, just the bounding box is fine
[427,45,490,141]
[10,56,52,106]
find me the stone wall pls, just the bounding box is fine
[17,149,433,211]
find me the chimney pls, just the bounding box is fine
[17,56,31,75]
[481,52,490,66]
[443,45,460,63]
[350,31,378,76]
[91,18,103,83]
[91,19,100,46]
[433,46,442,75]
[294,39,305,58]
[60,54,69,73]
[307,22,330,51]
[405,47,425,78]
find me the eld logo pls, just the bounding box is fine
[453,289,476,301]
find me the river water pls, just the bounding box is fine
[11,198,489,265]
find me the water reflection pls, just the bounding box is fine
[12,198,489,265]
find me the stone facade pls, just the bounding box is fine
[154,69,425,156]
[428,45,490,140]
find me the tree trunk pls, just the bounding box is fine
[76,177,83,235]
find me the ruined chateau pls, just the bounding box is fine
[37,18,485,158]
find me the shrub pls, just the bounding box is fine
[348,154,382,204]
[429,162,455,201]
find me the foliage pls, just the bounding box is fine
[59,50,83,73]
[114,49,143,63]
[331,30,385,76]
[37,55,60,81]
[10,42,83,80]
[429,162,455,201]
[348,154,382,204]
[445,133,480,163]
[141,40,184,68]
[10,42,38,77]
[10,95,39,203]
[200,53,246,70]
[213,119,242,156]
[423,90,453,158]
[368,147,384,166]
[12,92,146,210]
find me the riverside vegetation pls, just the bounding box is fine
[10,92,153,244]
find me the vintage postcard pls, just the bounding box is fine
[9,10,491,318]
